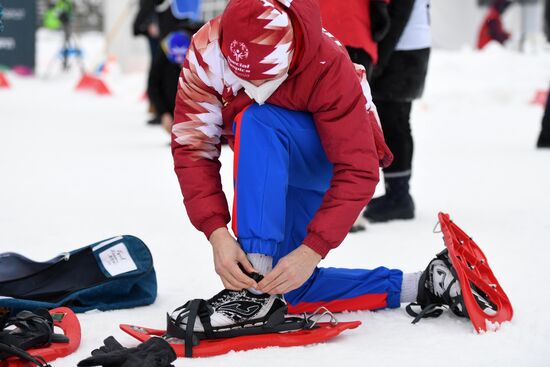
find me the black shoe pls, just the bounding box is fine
[537,130,550,148]
[363,175,415,222]
[406,249,496,324]
[147,116,161,125]
[363,193,415,222]
[166,289,315,358]
[169,289,286,333]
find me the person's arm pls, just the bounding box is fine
[304,52,389,258]
[172,39,228,237]
[373,0,415,77]
[172,26,256,290]
[370,0,392,42]
[133,0,155,36]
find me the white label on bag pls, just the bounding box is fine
[92,236,124,251]
[98,243,138,276]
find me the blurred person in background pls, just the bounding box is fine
[148,31,191,134]
[478,0,544,51]
[134,0,161,125]
[44,0,75,71]
[318,0,391,232]
[478,0,513,49]
[361,0,431,224]
[319,0,391,79]
[536,0,550,148]
[135,0,203,126]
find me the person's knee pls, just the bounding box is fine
[242,103,314,131]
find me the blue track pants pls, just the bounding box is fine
[232,103,402,313]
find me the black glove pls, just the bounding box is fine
[370,1,391,42]
[78,336,176,367]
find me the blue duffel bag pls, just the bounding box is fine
[0,235,157,313]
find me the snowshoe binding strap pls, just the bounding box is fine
[237,263,264,284]
[0,343,51,366]
[166,297,315,357]
[0,309,69,361]
[406,249,467,324]
[0,309,10,330]
[405,303,445,324]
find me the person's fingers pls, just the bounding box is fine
[221,266,251,290]
[266,278,290,295]
[228,263,256,288]
[231,261,257,288]
[259,268,285,293]
[237,252,257,274]
[221,276,240,291]
[216,259,248,289]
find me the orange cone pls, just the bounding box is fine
[75,73,111,95]
[530,89,549,107]
[0,72,10,88]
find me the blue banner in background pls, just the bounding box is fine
[171,0,202,21]
[0,0,36,70]
[0,4,5,33]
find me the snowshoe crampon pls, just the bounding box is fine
[438,212,513,332]
[120,306,360,358]
[0,307,81,367]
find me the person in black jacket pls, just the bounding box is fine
[362,0,431,223]
[148,31,190,134]
[537,0,550,148]
[135,0,203,126]
[133,0,161,125]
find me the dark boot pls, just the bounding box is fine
[538,131,550,148]
[363,175,415,222]
[537,115,550,148]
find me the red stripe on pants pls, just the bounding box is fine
[231,105,251,237]
[287,293,388,314]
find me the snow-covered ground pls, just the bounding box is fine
[1,32,550,366]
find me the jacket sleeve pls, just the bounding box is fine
[133,0,155,37]
[171,36,230,239]
[303,53,388,258]
[373,0,415,75]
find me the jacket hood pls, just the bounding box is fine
[276,0,323,77]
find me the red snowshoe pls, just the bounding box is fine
[120,306,360,358]
[438,212,513,332]
[406,213,513,332]
[0,307,81,367]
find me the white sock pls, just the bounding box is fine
[400,271,422,303]
[246,253,273,275]
[246,253,273,295]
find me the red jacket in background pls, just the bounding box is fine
[171,0,392,258]
[319,0,389,64]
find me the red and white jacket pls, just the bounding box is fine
[172,0,392,258]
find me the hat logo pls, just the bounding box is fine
[230,40,249,62]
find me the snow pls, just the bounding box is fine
[1,32,550,366]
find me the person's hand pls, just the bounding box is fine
[370,1,391,42]
[147,23,160,39]
[161,113,173,134]
[209,228,258,290]
[258,244,321,295]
